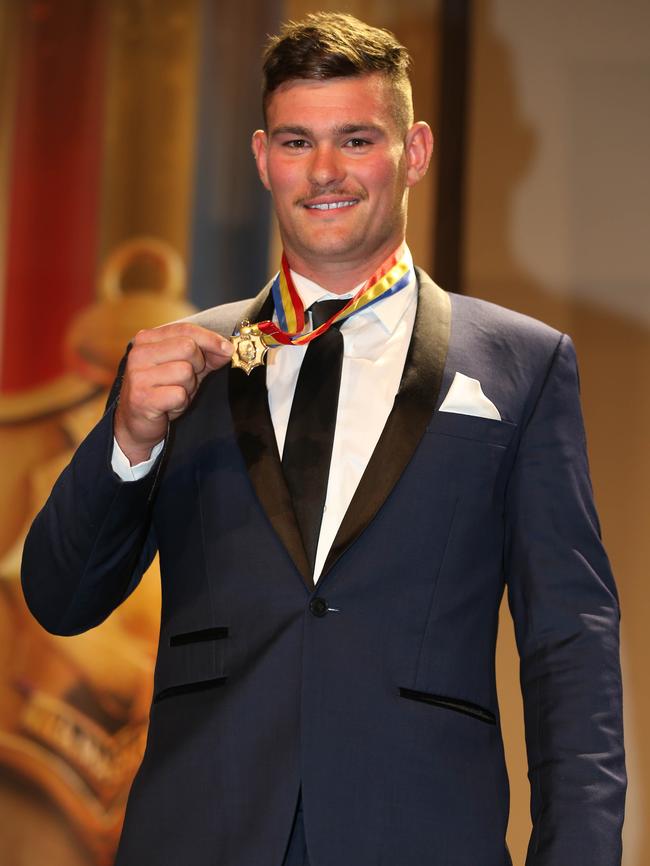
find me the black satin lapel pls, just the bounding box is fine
[228,286,313,589]
[321,270,451,577]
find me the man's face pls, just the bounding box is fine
[252,73,432,278]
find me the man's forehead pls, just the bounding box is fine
[265,74,397,130]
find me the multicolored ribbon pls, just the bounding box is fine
[255,243,411,348]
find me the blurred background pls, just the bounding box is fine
[0,0,647,863]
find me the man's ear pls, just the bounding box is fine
[251,129,271,191]
[404,121,434,188]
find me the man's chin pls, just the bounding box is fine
[293,233,368,263]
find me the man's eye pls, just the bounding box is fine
[285,139,309,148]
[345,138,371,148]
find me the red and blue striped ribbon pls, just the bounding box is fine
[260,243,411,347]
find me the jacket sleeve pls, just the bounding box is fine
[504,334,626,865]
[20,371,160,637]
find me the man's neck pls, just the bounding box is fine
[285,240,407,295]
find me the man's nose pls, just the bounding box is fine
[307,144,345,187]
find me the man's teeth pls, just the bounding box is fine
[306,200,356,210]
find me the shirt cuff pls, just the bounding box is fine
[111,437,164,481]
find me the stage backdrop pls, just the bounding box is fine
[0,1,278,862]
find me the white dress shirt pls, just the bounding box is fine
[112,246,418,581]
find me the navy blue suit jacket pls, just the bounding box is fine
[21,271,625,865]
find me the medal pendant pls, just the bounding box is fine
[231,320,268,375]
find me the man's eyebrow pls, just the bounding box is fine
[270,125,311,138]
[269,123,384,138]
[332,123,384,136]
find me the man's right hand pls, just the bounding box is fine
[113,323,234,466]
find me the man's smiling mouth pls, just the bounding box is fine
[304,200,358,211]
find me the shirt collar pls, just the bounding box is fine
[288,245,416,336]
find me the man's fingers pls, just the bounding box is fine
[200,344,233,376]
[134,323,233,357]
[128,337,204,374]
[130,360,198,397]
[130,325,233,382]
[122,352,225,421]
[187,329,233,378]
[116,324,235,461]
[145,384,191,419]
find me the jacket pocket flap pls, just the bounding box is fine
[154,628,228,701]
[426,411,516,447]
[169,626,228,646]
[399,687,496,725]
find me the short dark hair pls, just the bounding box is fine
[261,12,413,133]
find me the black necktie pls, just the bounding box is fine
[282,299,348,574]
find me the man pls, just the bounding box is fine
[21,12,625,866]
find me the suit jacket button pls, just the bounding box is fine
[309,597,328,618]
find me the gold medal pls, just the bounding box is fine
[231,320,268,375]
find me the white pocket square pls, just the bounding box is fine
[439,372,501,420]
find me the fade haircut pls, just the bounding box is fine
[261,12,414,134]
